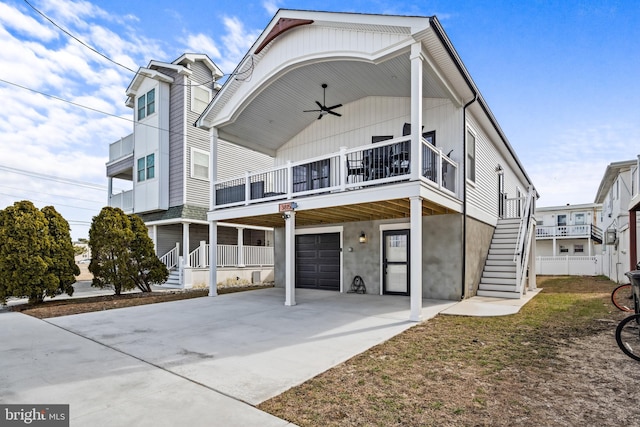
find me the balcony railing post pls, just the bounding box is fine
[339,146,347,192]
[244,171,251,205]
[286,161,293,199]
[437,148,443,188]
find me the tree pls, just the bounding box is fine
[128,214,168,292]
[88,207,167,295]
[42,206,79,298]
[0,201,56,304]
[73,244,87,257]
[89,207,135,295]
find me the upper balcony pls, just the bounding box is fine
[213,136,458,211]
[107,134,134,181]
[536,224,603,244]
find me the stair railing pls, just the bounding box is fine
[513,186,535,294]
[159,243,180,270]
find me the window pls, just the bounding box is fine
[137,158,145,182]
[146,153,155,179]
[559,245,568,253]
[575,213,585,225]
[466,130,476,182]
[191,148,209,180]
[191,84,211,114]
[137,154,155,182]
[557,214,567,226]
[137,88,156,120]
[574,244,584,253]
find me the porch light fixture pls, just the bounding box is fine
[359,231,367,244]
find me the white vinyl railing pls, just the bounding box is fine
[213,136,458,208]
[187,244,274,268]
[108,133,134,162]
[159,243,179,270]
[108,190,133,212]
[513,186,536,294]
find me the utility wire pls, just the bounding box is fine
[22,0,254,85]
[0,192,102,211]
[0,185,104,205]
[0,164,107,190]
[0,77,213,147]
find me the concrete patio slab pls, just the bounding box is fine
[0,310,294,427]
[441,288,542,317]
[2,287,456,426]
[46,288,456,405]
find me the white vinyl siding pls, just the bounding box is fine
[217,141,274,181]
[464,115,529,223]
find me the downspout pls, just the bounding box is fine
[461,94,477,299]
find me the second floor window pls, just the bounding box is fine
[575,213,585,225]
[137,154,155,182]
[466,130,476,182]
[191,148,209,180]
[191,84,211,114]
[137,88,156,120]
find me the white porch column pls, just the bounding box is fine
[209,128,218,210]
[107,177,113,205]
[151,225,158,254]
[410,42,424,182]
[284,210,296,306]
[410,196,423,321]
[182,222,190,266]
[198,240,206,268]
[209,221,218,297]
[237,227,246,267]
[552,235,557,257]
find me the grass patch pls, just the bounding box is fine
[258,276,625,427]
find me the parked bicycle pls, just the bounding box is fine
[615,262,640,361]
[612,283,634,312]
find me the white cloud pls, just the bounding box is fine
[0,2,58,41]
[182,16,261,75]
[0,0,152,239]
[184,33,221,60]
[262,0,282,16]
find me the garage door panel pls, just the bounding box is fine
[296,233,340,291]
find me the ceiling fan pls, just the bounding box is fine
[303,83,342,120]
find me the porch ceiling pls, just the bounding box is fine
[218,198,455,228]
[217,55,454,155]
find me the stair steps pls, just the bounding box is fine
[477,219,523,299]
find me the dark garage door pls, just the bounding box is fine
[295,233,340,290]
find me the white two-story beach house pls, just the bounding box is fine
[195,10,539,320]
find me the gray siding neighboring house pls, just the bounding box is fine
[106,53,275,288]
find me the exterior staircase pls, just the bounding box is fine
[477,218,522,299]
[163,268,182,288]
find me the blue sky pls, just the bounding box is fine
[0,0,638,239]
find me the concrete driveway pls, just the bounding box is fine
[1,288,456,426]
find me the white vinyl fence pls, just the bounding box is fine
[535,255,602,276]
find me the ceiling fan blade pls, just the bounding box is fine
[315,101,323,109]
[317,114,323,120]
[326,104,342,110]
[303,109,321,112]
[327,110,342,117]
